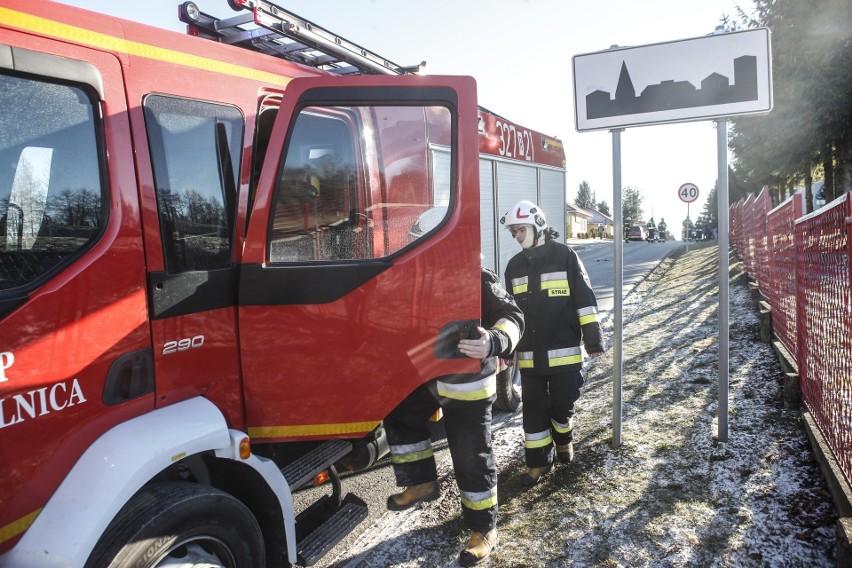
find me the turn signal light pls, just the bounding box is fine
[313,470,330,486]
[239,437,251,460]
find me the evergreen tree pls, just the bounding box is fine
[597,200,611,216]
[728,0,852,207]
[575,181,595,208]
[622,186,644,224]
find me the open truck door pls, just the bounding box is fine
[239,75,482,443]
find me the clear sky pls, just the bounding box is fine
[56,0,750,234]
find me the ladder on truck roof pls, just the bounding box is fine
[177,0,425,76]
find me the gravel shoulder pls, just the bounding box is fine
[325,243,836,568]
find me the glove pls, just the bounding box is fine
[458,326,492,360]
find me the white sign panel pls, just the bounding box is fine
[573,28,772,132]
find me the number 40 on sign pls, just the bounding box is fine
[678,183,699,203]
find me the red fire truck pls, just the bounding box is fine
[0,1,566,566]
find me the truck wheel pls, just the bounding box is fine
[495,357,522,411]
[86,482,266,568]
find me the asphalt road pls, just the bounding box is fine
[299,237,684,567]
[571,238,684,314]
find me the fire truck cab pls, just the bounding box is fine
[0,1,565,566]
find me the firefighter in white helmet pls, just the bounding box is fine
[385,205,524,565]
[501,200,604,486]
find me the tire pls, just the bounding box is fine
[86,482,266,568]
[495,356,522,411]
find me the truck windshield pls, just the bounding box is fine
[0,73,104,293]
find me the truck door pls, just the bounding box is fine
[239,75,481,441]
[0,31,149,553]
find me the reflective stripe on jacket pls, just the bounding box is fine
[437,373,496,401]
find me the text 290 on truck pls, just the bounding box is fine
[0,1,566,566]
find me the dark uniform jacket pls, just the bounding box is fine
[436,268,524,401]
[504,238,603,375]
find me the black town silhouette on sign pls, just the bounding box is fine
[586,55,759,119]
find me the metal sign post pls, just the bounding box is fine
[716,120,730,442]
[612,129,624,448]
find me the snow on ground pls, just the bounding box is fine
[323,244,836,568]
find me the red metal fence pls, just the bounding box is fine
[731,191,852,485]
[753,187,773,288]
[764,192,804,357]
[740,194,756,275]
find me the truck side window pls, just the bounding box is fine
[0,73,104,292]
[268,105,452,263]
[143,96,243,273]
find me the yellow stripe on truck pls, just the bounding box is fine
[0,7,292,86]
[0,509,41,546]
[248,420,381,439]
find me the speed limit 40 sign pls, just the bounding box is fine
[678,183,699,203]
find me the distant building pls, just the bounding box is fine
[580,207,614,238]
[565,202,592,238]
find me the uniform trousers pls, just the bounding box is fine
[384,382,497,533]
[521,368,584,468]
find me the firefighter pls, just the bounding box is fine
[384,206,524,566]
[500,200,604,486]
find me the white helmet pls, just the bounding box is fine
[500,200,547,230]
[409,205,448,238]
[501,200,547,249]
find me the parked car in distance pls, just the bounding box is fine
[627,226,647,241]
